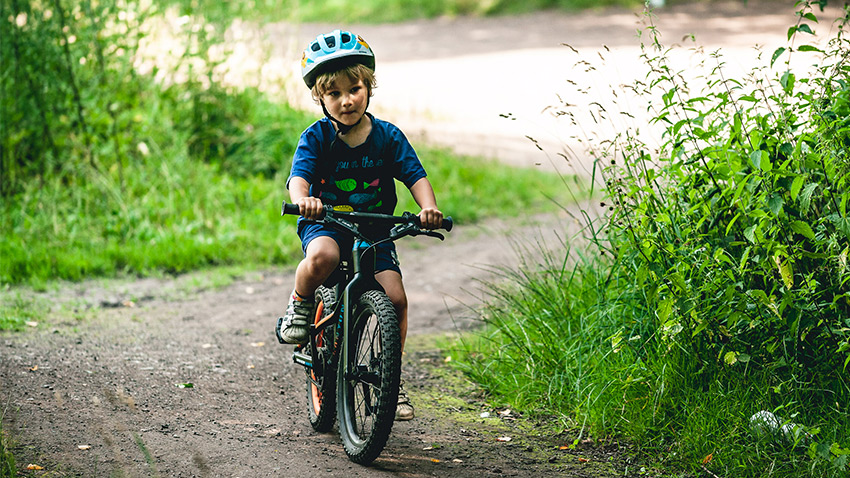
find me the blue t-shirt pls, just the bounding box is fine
[287,114,427,215]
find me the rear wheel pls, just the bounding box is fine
[305,286,337,432]
[337,290,401,465]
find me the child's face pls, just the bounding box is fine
[320,76,368,128]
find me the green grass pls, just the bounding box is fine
[0,429,13,478]
[0,142,571,288]
[1,64,574,288]
[451,3,850,477]
[455,247,850,477]
[164,0,643,24]
[0,294,47,332]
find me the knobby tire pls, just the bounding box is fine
[337,289,401,465]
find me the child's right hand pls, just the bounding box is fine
[296,197,324,219]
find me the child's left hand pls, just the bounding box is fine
[418,207,443,230]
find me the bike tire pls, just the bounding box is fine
[337,289,401,465]
[305,286,338,432]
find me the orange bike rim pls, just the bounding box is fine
[310,301,325,415]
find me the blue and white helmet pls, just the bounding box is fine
[301,29,375,89]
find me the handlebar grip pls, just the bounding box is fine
[281,202,300,216]
[413,215,453,231]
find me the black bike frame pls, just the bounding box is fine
[291,236,380,376]
[285,201,450,381]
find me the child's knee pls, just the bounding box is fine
[389,289,407,313]
[305,238,340,273]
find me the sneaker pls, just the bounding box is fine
[395,381,415,421]
[275,290,315,345]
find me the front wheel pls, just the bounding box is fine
[337,290,401,465]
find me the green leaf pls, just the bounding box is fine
[739,246,752,273]
[790,175,805,200]
[771,47,786,67]
[797,44,823,53]
[725,212,742,236]
[780,71,796,94]
[790,220,816,240]
[747,289,769,304]
[658,297,674,323]
[750,150,765,170]
[768,195,784,216]
[797,24,814,35]
[744,225,757,244]
[724,351,739,365]
[788,26,798,40]
[774,255,794,288]
[800,183,818,213]
[714,247,733,265]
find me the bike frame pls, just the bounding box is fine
[291,236,380,382]
[287,203,446,386]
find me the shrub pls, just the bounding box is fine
[459,2,850,476]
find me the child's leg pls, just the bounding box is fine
[295,236,340,298]
[277,236,340,345]
[375,270,408,350]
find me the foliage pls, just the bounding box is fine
[156,0,643,24]
[0,0,301,197]
[600,0,850,426]
[457,2,850,477]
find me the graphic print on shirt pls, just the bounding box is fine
[318,155,384,212]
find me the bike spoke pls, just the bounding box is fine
[338,290,402,464]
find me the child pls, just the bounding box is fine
[275,29,443,421]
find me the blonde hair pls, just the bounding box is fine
[311,63,376,102]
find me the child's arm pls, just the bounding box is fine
[409,177,443,229]
[289,176,324,219]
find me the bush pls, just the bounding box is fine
[458,2,850,476]
[602,0,850,409]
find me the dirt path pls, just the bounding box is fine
[2,207,604,477]
[3,2,847,476]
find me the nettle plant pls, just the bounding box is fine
[598,2,850,396]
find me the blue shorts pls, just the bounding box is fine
[298,222,401,275]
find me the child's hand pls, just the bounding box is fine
[418,207,443,230]
[296,197,324,219]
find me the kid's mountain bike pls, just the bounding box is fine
[277,201,452,465]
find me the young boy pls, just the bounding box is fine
[275,29,443,421]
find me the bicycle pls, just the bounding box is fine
[277,201,452,465]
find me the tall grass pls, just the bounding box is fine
[456,2,850,476]
[0,137,569,286]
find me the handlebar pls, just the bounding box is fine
[282,201,453,232]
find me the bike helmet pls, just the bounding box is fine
[301,29,375,89]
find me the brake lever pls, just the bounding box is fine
[414,230,445,241]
